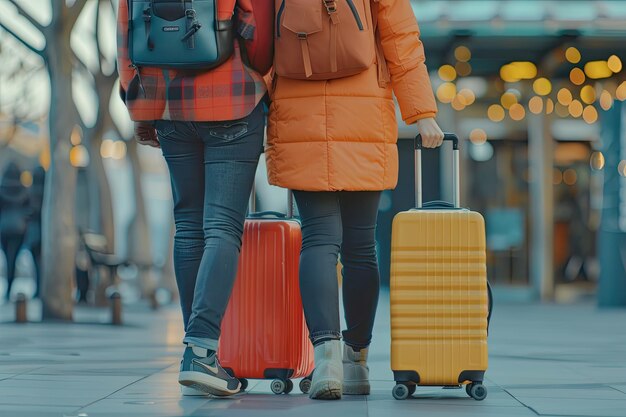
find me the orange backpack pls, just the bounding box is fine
[274,0,386,81]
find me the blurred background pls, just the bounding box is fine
[0,0,625,323]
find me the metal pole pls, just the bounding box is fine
[453,149,460,209]
[415,149,423,208]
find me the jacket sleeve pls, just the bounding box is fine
[376,0,437,124]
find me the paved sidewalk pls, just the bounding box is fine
[1,292,626,417]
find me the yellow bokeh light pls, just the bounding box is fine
[617,82,626,101]
[459,89,476,106]
[553,168,563,185]
[101,139,114,158]
[509,103,526,121]
[558,88,573,106]
[580,85,596,104]
[608,55,623,73]
[618,160,626,177]
[546,98,555,115]
[469,129,487,145]
[71,126,82,146]
[583,105,598,124]
[455,46,472,62]
[20,171,33,188]
[590,152,605,171]
[600,90,614,110]
[529,96,544,114]
[584,61,613,79]
[112,141,127,160]
[70,145,90,168]
[563,169,577,185]
[501,92,518,109]
[533,78,552,96]
[455,61,472,77]
[437,82,457,103]
[570,68,586,85]
[439,65,457,82]
[39,148,50,171]
[488,104,505,122]
[500,62,537,82]
[451,95,466,111]
[565,47,581,64]
[569,100,583,118]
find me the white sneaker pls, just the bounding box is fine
[309,340,343,400]
[181,385,208,396]
[342,344,370,395]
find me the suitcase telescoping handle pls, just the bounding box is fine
[414,133,460,209]
[249,186,295,218]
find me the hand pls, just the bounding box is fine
[416,118,444,148]
[134,122,160,148]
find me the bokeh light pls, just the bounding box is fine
[509,103,526,121]
[488,104,505,122]
[437,82,457,103]
[529,96,543,114]
[558,88,573,106]
[600,90,614,110]
[501,92,519,109]
[584,61,612,79]
[439,65,457,81]
[618,160,626,177]
[580,85,596,104]
[563,168,578,185]
[617,82,626,101]
[546,98,555,115]
[533,78,552,96]
[469,128,487,145]
[607,55,622,73]
[20,171,33,188]
[455,46,471,62]
[455,61,472,77]
[590,151,605,171]
[582,105,598,124]
[568,100,583,118]
[570,68,586,85]
[553,168,563,185]
[565,47,581,64]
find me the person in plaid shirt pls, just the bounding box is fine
[117,0,268,397]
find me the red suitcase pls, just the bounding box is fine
[218,200,314,395]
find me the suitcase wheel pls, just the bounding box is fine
[271,379,292,395]
[299,377,312,394]
[392,383,411,400]
[239,378,248,392]
[467,383,488,401]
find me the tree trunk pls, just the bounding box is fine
[126,140,154,298]
[41,25,78,321]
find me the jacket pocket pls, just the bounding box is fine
[281,0,323,37]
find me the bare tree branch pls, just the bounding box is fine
[7,0,46,32]
[0,21,45,57]
[68,0,89,25]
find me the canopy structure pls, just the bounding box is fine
[413,0,626,77]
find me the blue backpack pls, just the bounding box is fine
[128,0,234,70]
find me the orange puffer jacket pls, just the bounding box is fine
[266,0,437,192]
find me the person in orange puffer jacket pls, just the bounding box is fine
[266,0,444,400]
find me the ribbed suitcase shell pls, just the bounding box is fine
[390,209,489,386]
[219,218,314,380]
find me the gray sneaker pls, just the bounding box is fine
[342,344,370,395]
[309,340,343,400]
[178,344,241,397]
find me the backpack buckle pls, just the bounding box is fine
[324,0,337,13]
[297,32,308,40]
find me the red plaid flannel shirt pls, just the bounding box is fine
[117,0,267,122]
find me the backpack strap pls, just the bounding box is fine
[371,0,390,88]
[142,1,155,51]
[324,1,340,74]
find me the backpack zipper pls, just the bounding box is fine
[276,0,285,37]
[345,0,364,30]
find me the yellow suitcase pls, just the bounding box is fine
[390,134,491,401]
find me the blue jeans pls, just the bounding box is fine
[293,191,382,349]
[157,103,265,351]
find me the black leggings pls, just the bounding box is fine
[293,191,381,349]
[1,234,24,300]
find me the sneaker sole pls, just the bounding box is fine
[179,371,240,397]
[309,380,342,400]
[343,381,370,395]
